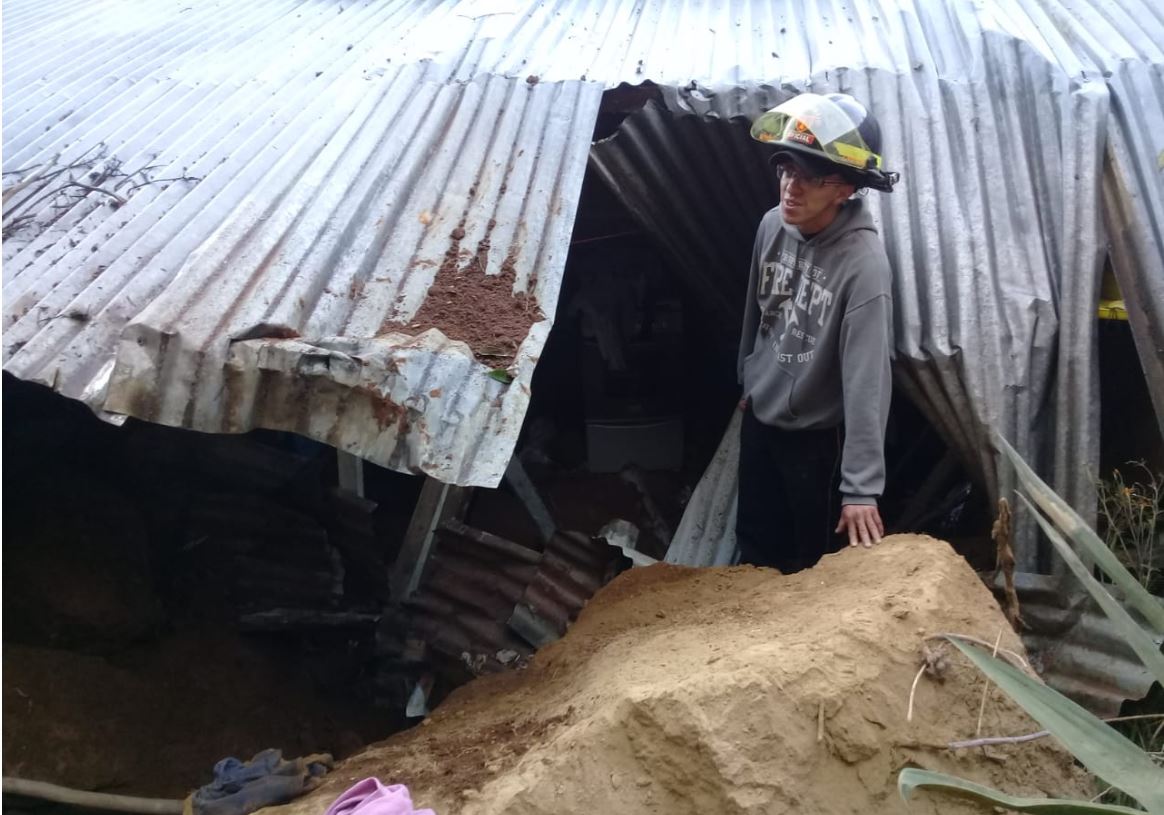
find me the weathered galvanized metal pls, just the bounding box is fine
[4,0,1161,550]
[989,572,1159,717]
[3,2,600,487]
[665,409,741,568]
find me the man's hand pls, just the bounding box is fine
[836,504,884,549]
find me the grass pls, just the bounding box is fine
[1094,463,1164,808]
[1097,462,1163,595]
[1094,706,1164,808]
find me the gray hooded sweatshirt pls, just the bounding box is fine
[737,198,893,506]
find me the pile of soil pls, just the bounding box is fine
[269,535,1089,814]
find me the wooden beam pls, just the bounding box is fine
[337,450,365,497]
[389,477,468,602]
[505,456,557,544]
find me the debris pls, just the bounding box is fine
[921,642,951,681]
[598,519,639,550]
[381,247,540,366]
[507,604,560,648]
[619,466,673,545]
[598,519,657,567]
[268,536,1090,814]
[907,640,952,722]
[461,652,489,676]
[406,675,434,719]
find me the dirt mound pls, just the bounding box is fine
[269,535,1089,814]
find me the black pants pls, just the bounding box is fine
[736,403,844,573]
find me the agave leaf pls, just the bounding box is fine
[898,768,1148,814]
[943,637,1164,811]
[1017,493,1164,686]
[993,431,1164,633]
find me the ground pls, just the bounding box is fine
[3,629,395,797]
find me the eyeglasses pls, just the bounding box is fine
[773,161,850,188]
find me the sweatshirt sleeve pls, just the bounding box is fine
[737,222,765,385]
[837,292,892,505]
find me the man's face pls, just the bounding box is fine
[776,159,855,234]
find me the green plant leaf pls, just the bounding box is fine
[942,637,1164,811]
[898,768,1148,813]
[1016,492,1164,686]
[993,431,1164,633]
[488,369,513,384]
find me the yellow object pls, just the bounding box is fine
[1098,263,1127,319]
[1098,299,1128,320]
[750,94,882,170]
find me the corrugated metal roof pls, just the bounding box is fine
[5,0,1161,513]
[1048,0,1164,439]
[989,572,1159,717]
[397,522,619,673]
[3,1,600,486]
[593,68,1104,569]
[665,409,740,567]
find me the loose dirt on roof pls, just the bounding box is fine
[384,229,542,367]
[266,535,1090,814]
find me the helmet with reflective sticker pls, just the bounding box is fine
[751,92,898,192]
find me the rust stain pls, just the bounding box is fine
[360,385,405,430]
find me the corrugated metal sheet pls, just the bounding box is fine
[3,1,600,486]
[397,522,620,673]
[4,0,1159,521]
[665,409,740,567]
[1035,0,1164,438]
[588,109,764,334]
[989,572,1159,717]
[597,72,1105,569]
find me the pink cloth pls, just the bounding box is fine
[323,778,435,815]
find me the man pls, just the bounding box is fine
[736,92,899,573]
